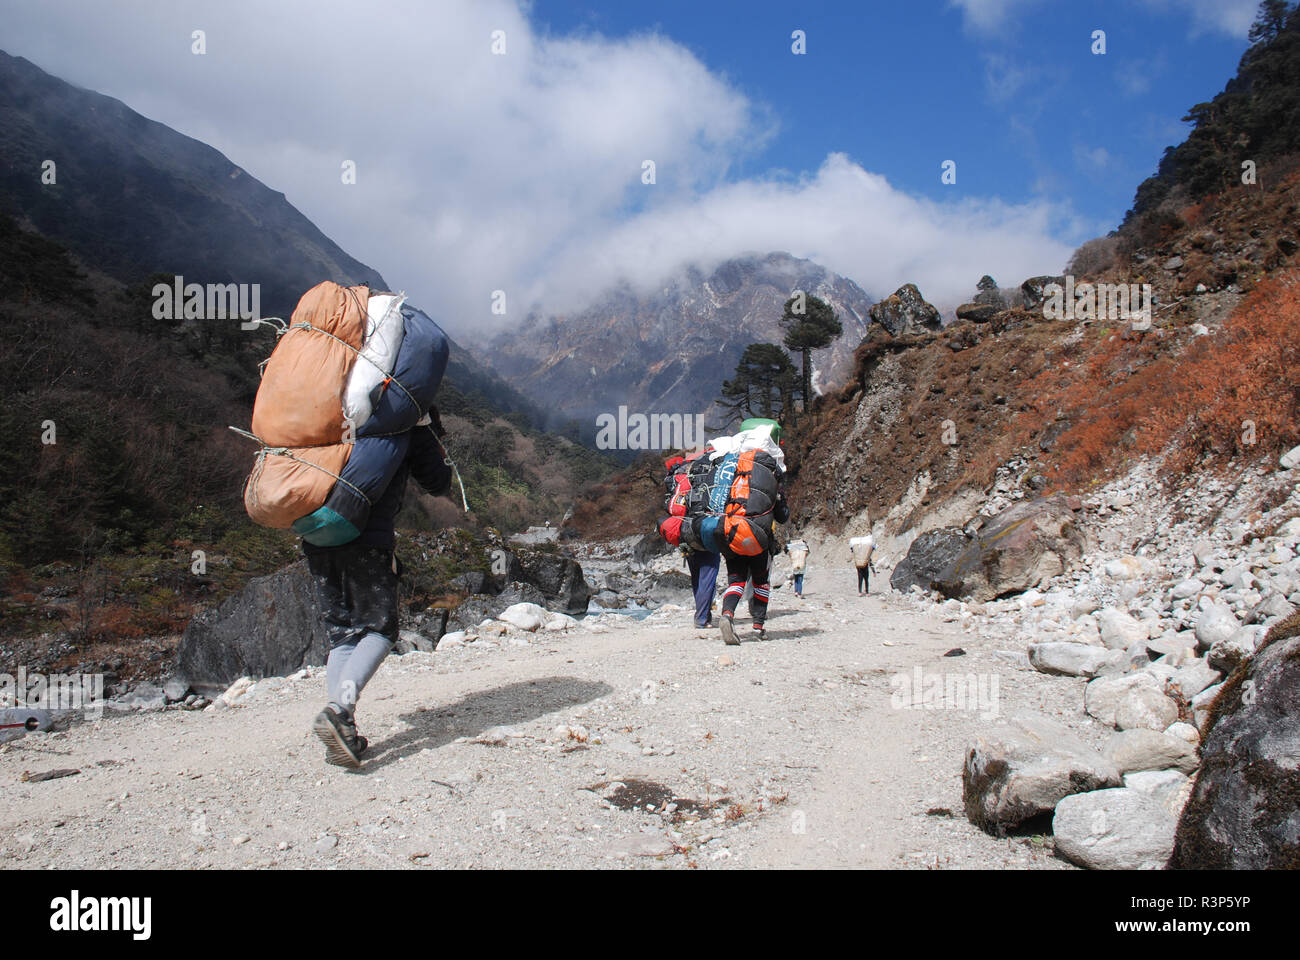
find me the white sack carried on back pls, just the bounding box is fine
[707,423,786,472]
[342,293,407,428]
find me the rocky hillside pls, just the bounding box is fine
[0,50,386,316]
[0,55,621,668]
[789,165,1300,543]
[485,252,873,434]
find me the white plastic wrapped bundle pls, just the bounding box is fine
[707,423,786,472]
[342,293,407,427]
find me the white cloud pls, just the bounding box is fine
[949,0,1039,32]
[1141,0,1260,37]
[0,0,1076,333]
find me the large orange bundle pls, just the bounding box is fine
[244,282,368,528]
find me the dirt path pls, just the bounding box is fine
[0,569,1087,869]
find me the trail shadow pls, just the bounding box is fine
[356,676,612,774]
[734,626,823,642]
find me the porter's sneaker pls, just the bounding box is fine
[720,614,740,646]
[313,706,366,768]
[752,622,768,640]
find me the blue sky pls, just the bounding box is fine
[532,0,1256,237]
[0,0,1263,327]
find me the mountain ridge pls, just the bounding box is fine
[482,251,874,434]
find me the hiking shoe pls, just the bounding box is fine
[313,707,364,768]
[720,614,740,646]
[752,622,768,640]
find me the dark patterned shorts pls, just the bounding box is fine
[305,543,402,649]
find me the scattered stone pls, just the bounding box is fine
[1096,609,1147,649]
[1207,626,1261,673]
[1028,642,1118,678]
[1170,659,1222,700]
[1053,786,1185,870]
[1104,728,1199,775]
[962,713,1121,834]
[219,676,254,707]
[1115,686,1180,732]
[1104,556,1148,581]
[1164,722,1200,746]
[496,603,547,632]
[1193,599,1239,651]
[1085,673,1160,726]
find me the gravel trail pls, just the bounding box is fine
[0,569,1088,869]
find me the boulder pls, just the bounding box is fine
[1085,672,1160,726]
[448,581,549,632]
[1104,556,1148,581]
[497,602,548,632]
[1146,632,1196,661]
[1193,598,1240,651]
[890,527,970,594]
[934,495,1088,602]
[1027,642,1119,678]
[1020,275,1064,307]
[450,571,491,595]
[175,562,330,696]
[1279,444,1300,470]
[394,630,435,655]
[1190,682,1224,731]
[1170,612,1300,868]
[1170,659,1222,700]
[955,302,999,323]
[869,283,943,337]
[1250,593,1295,624]
[1104,728,1199,775]
[631,533,672,564]
[962,713,1122,835]
[1053,785,1187,870]
[1115,686,1180,732]
[973,275,1008,308]
[1164,722,1200,746]
[513,552,593,614]
[1207,625,1262,673]
[1096,609,1147,649]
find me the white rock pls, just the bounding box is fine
[1220,565,1256,590]
[1207,625,1262,673]
[543,612,579,632]
[1086,673,1161,726]
[1193,599,1239,651]
[219,676,254,707]
[435,631,467,650]
[1171,659,1222,700]
[1251,594,1295,624]
[1279,444,1300,470]
[1052,787,1182,870]
[1105,556,1148,581]
[1191,682,1225,731]
[1115,686,1179,732]
[1028,642,1119,678]
[1170,578,1204,601]
[497,603,547,632]
[1104,728,1199,774]
[1164,721,1200,746]
[1277,517,1300,540]
[1096,609,1147,650]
